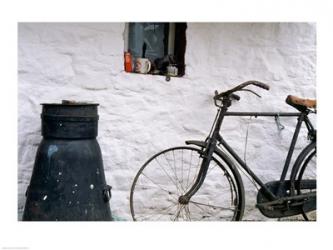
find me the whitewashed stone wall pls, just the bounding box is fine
[18,22,316,221]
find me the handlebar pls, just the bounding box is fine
[214,80,270,101]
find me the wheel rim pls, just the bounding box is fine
[130,147,241,221]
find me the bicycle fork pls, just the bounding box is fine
[178,139,217,205]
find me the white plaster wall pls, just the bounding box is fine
[18,22,316,221]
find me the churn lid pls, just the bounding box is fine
[41,100,100,139]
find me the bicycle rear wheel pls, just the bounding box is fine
[296,146,316,221]
[130,146,244,221]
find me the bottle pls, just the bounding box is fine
[124,52,133,72]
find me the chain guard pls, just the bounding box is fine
[256,181,314,218]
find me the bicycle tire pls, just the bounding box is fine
[296,145,316,221]
[130,146,244,221]
[290,142,316,221]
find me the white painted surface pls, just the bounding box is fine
[18,22,316,221]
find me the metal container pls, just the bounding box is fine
[23,102,112,221]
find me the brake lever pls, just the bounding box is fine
[238,88,261,98]
[230,93,240,101]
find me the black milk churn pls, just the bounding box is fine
[23,102,112,221]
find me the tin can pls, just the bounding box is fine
[124,52,133,72]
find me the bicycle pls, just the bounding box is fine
[130,80,316,221]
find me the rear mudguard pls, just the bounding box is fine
[289,141,316,195]
[290,141,316,182]
[185,140,245,219]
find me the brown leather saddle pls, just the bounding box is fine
[286,95,316,112]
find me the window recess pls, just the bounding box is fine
[124,22,187,80]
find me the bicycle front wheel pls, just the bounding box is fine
[130,146,244,221]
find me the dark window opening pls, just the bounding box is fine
[124,22,187,78]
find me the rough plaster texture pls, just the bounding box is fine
[18,22,316,221]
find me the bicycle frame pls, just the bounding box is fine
[220,111,315,200]
[182,99,316,202]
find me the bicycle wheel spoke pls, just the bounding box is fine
[179,149,188,193]
[189,201,223,219]
[173,204,183,221]
[173,150,186,193]
[135,202,179,221]
[184,156,202,192]
[181,149,184,192]
[138,173,176,196]
[184,205,191,221]
[154,209,176,221]
[135,185,178,203]
[161,152,183,195]
[154,157,181,194]
[189,200,236,212]
[185,150,195,190]
[172,150,186,193]
[151,203,179,221]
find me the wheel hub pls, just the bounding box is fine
[178,195,190,205]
